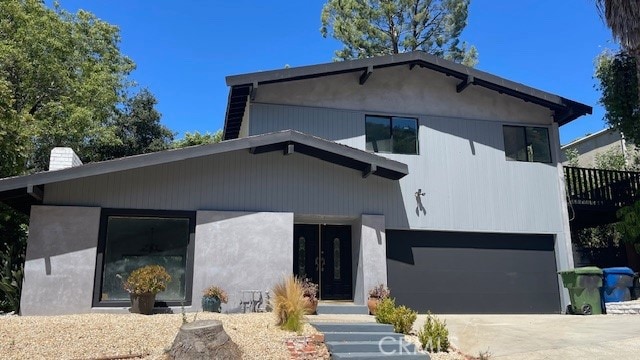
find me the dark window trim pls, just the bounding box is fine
[365,114,419,155]
[503,125,553,164]
[92,208,196,308]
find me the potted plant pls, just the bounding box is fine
[202,285,228,312]
[367,284,390,315]
[123,264,171,315]
[301,278,319,315]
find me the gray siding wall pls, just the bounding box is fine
[247,103,565,234]
[250,104,363,148]
[45,105,565,235]
[21,206,101,315]
[44,150,408,227]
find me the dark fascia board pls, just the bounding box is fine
[0,130,408,195]
[224,51,592,137]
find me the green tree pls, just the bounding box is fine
[596,0,640,100]
[320,0,478,65]
[173,130,223,148]
[86,89,174,162]
[615,192,640,271]
[594,148,628,170]
[564,148,580,167]
[0,1,172,314]
[0,0,135,174]
[595,51,640,145]
[0,205,27,313]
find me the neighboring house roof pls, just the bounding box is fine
[0,130,409,214]
[223,51,593,140]
[560,128,618,149]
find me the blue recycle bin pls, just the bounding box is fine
[602,267,636,303]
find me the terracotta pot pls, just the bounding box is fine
[202,296,222,312]
[130,292,156,315]
[367,297,380,315]
[304,296,318,315]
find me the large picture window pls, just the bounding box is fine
[365,115,418,154]
[503,125,551,163]
[93,209,195,307]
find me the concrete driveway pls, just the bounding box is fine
[422,314,640,359]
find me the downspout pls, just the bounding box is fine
[620,131,629,169]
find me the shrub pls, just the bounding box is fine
[271,275,306,332]
[123,265,171,295]
[375,297,396,324]
[391,305,417,334]
[418,311,450,352]
[202,285,229,303]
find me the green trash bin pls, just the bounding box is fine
[559,267,603,315]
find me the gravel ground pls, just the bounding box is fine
[404,334,468,360]
[0,312,320,360]
[1,312,474,360]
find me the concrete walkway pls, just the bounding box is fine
[423,314,640,360]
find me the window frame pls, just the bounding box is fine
[365,114,419,155]
[92,208,196,308]
[502,125,552,164]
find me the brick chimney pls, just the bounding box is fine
[49,147,83,171]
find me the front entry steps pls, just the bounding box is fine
[311,322,430,359]
[316,303,368,315]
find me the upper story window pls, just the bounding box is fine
[503,125,551,163]
[365,115,418,154]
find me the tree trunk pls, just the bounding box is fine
[168,320,241,360]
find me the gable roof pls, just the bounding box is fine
[223,51,592,140]
[0,130,409,214]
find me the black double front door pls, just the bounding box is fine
[293,224,352,300]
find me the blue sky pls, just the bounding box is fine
[50,0,615,145]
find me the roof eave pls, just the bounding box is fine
[223,52,592,140]
[0,130,409,214]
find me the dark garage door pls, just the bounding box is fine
[386,230,561,314]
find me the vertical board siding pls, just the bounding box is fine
[45,151,408,227]
[44,103,565,234]
[249,103,363,148]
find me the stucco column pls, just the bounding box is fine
[550,122,574,309]
[21,205,101,315]
[354,214,387,305]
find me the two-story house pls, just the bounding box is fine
[0,52,591,315]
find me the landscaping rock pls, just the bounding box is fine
[168,320,241,360]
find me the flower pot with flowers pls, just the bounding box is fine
[301,278,319,315]
[202,285,229,312]
[367,284,390,315]
[123,264,171,315]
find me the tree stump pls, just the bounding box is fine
[168,320,241,360]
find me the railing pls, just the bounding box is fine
[564,166,640,208]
